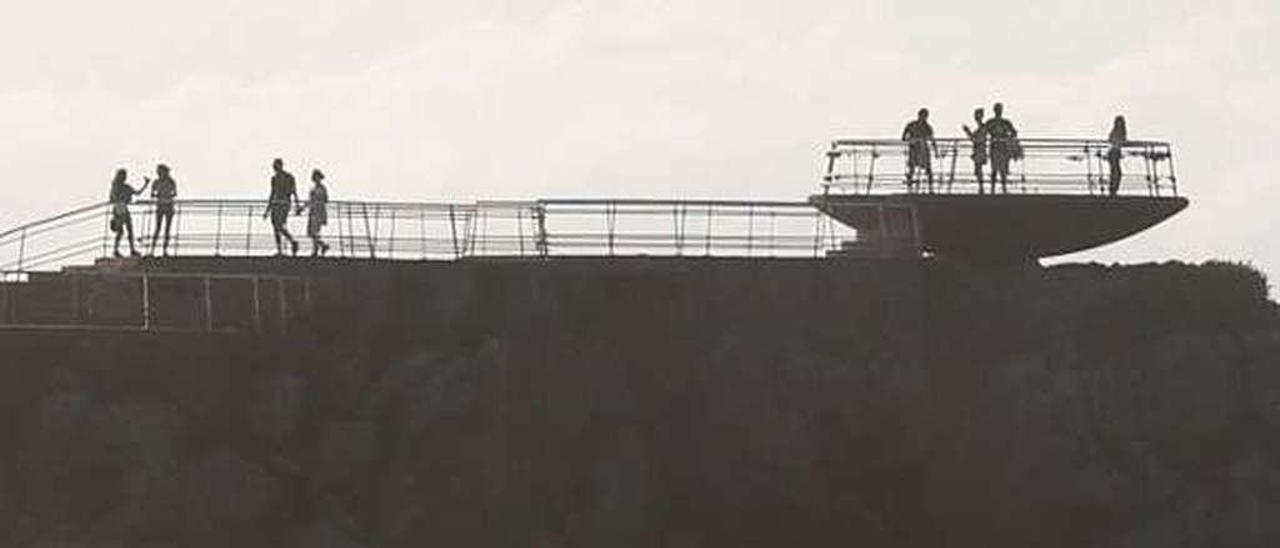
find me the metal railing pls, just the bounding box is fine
[0,270,310,333]
[0,198,878,272]
[823,138,1178,196]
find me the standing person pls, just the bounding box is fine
[902,108,937,193]
[148,163,178,256]
[983,102,1019,193]
[263,158,300,256]
[962,108,989,194]
[108,168,149,258]
[305,169,331,257]
[1106,115,1128,197]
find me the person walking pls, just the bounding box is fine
[982,102,1019,193]
[263,158,300,256]
[108,168,149,258]
[962,108,989,194]
[1106,115,1128,197]
[305,169,331,257]
[147,163,178,256]
[902,108,937,193]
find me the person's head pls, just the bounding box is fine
[272,158,284,172]
[156,164,170,177]
[917,108,929,121]
[993,102,1004,118]
[311,169,324,184]
[112,168,126,185]
[1113,115,1126,130]
[973,108,984,123]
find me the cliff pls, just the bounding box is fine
[0,258,1277,547]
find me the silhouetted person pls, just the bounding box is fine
[108,168,149,258]
[982,102,1019,193]
[962,108,989,194]
[148,163,178,256]
[902,108,936,193]
[305,169,331,257]
[1107,115,1128,197]
[263,158,300,256]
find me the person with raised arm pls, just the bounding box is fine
[108,168,149,258]
[263,158,300,256]
[962,107,989,194]
[147,163,178,256]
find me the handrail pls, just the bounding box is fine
[0,197,901,273]
[0,269,311,334]
[824,137,1178,197]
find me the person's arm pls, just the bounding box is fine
[902,124,911,141]
[135,178,151,196]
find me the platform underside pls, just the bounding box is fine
[811,194,1189,260]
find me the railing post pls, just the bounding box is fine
[204,276,214,332]
[245,203,253,256]
[388,209,397,259]
[17,228,26,271]
[278,278,287,334]
[419,206,428,259]
[141,272,151,331]
[174,201,183,256]
[704,203,713,256]
[215,202,223,256]
[535,204,549,258]
[449,205,460,259]
[70,274,79,323]
[362,203,376,259]
[252,276,261,333]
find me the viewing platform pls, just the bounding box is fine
[0,134,1189,332]
[814,138,1187,259]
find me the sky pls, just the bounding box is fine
[0,0,1276,279]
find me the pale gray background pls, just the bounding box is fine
[0,1,1272,276]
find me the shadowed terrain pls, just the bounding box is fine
[1,258,1277,547]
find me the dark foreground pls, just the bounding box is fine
[0,258,1277,547]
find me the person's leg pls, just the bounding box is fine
[1108,158,1121,196]
[113,228,123,257]
[272,219,284,255]
[974,162,985,194]
[279,221,298,256]
[149,214,163,255]
[124,217,138,255]
[160,211,173,255]
[924,163,934,193]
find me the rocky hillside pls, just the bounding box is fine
[0,259,1276,547]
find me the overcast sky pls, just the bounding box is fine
[1,1,1275,277]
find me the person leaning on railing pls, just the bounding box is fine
[1106,115,1128,197]
[108,168,149,258]
[962,107,989,194]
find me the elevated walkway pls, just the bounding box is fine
[815,137,1185,259]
